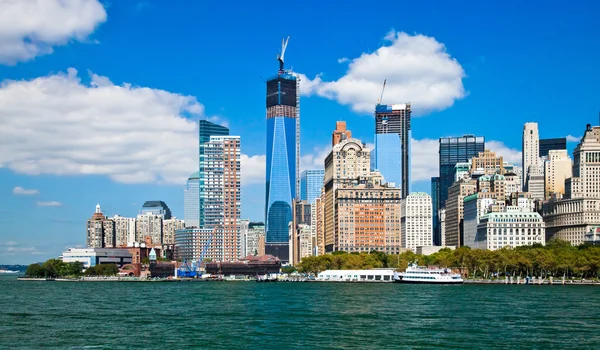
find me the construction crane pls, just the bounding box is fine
[377,79,386,105]
[277,36,290,72]
[176,228,215,278]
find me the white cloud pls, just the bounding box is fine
[36,201,62,207]
[566,135,580,143]
[12,186,39,195]
[299,31,466,115]
[486,141,522,166]
[241,154,265,186]
[0,0,107,64]
[337,57,349,64]
[411,138,439,182]
[300,145,331,171]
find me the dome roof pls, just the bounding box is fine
[188,171,200,180]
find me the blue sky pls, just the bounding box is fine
[1,0,598,264]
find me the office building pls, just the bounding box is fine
[204,135,242,261]
[140,201,172,220]
[401,192,433,249]
[184,171,200,228]
[242,222,266,257]
[289,223,313,265]
[544,150,572,199]
[470,150,504,176]
[61,248,132,269]
[477,207,545,250]
[431,177,440,246]
[437,135,484,245]
[332,121,352,146]
[112,215,136,247]
[136,213,163,244]
[439,208,447,246]
[454,162,471,181]
[174,227,217,262]
[300,169,325,204]
[373,103,411,196]
[163,218,185,245]
[566,124,600,199]
[539,137,567,158]
[444,178,477,247]
[86,204,114,248]
[463,194,498,249]
[199,120,229,227]
[504,172,522,199]
[314,197,325,255]
[289,200,312,264]
[265,39,300,262]
[522,122,540,190]
[526,164,545,200]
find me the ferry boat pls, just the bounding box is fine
[394,263,463,284]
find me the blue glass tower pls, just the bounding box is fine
[265,38,299,262]
[300,169,324,204]
[198,120,229,227]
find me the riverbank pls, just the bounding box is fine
[465,277,600,285]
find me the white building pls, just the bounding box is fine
[439,208,446,246]
[184,171,200,228]
[544,150,572,199]
[526,164,545,200]
[243,222,265,257]
[163,218,185,245]
[316,269,396,282]
[136,213,163,244]
[112,215,136,247]
[61,248,132,268]
[522,122,539,190]
[566,124,600,199]
[463,194,497,249]
[401,192,433,249]
[476,207,545,250]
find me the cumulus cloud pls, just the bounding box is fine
[300,145,332,171]
[0,0,107,64]
[36,201,62,207]
[241,154,265,186]
[411,138,439,182]
[299,31,466,115]
[566,135,580,143]
[12,186,39,195]
[486,141,522,166]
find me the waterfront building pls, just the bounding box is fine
[543,198,600,245]
[205,255,281,276]
[300,169,325,204]
[314,196,325,255]
[174,227,218,262]
[112,215,136,247]
[136,213,163,244]
[373,103,411,196]
[544,150,572,199]
[184,171,200,228]
[439,208,446,246]
[444,178,477,247]
[476,207,545,250]
[240,219,249,259]
[539,137,567,158]
[522,122,540,190]
[289,223,313,265]
[61,248,133,268]
[526,164,545,200]
[470,150,504,176]
[332,121,352,146]
[333,183,402,254]
[86,204,114,248]
[431,177,440,246]
[203,135,242,261]
[264,39,300,262]
[163,218,185,245]
[140,201,172,220]
[198,120,229,227]
[242,222,265,257]
[401,192,433,249]
[289,200,312,264]
[436,135,485,245]
[463,194,498,249]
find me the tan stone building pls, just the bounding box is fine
[471,150,504,176]
[544,150,572,199]
[444,178,477,247]
[86,204,115,248]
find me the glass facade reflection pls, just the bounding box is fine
[300,169,324,204]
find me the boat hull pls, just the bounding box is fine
[395,279,463,284]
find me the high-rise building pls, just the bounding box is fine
[444,178,477,247]
[526,164,545,200]
[300,169,325,204]
[140,201,172,220]
[290,200,312,265]
[470,150,504,176]
[112,215,136,247]
[373,103,411,197]
[86,204,112,248]
[566,124,600,199]
[401,192,433,249]
[463,194,498,249]
[136,213,163,244]
[544,150,572,199]
[198,120,229,227]
[522,122,540,190]
[539,137,567,158]
[241,222,265,257]
[184,171,200,228]
[163,218,185,245]
[431,177,440,245]
[265,39,299,262]
[437,135,485,244]
[204,135,241,261]
[332,121,352,146]
[289,223,313,265]
[314,197,325,256]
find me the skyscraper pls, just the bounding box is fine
[539,137,567,158]
[199,120,229,227]
[300,169,325,204]
[431,177,440,245]
[332,121,352,146]
[373,103,411,197]
[436,135,484,245]
[140,201,172,219]
[265,38,299,262]
[184,171,200,228]
[522,122,540,190]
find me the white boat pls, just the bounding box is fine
[394,263,463,284]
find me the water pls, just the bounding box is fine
[1,275,599,349]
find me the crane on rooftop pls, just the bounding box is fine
[277,36,290,73]
[377,79,387,105]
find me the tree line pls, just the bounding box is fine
[25,258,119,278]
[296,240,600,279]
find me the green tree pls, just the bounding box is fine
[25,263,44,277]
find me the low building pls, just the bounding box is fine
[542,198,600,245]
[316,269,396,282]
[205,255,281,276]
[585,226,600,245]
[415,246,456,256]
[174,227,215,262]
[61,248,133,268]
[476,207,545,250]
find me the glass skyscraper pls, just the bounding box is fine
[431,176,440,245]
[184,171,200,228]
[300,169,324,204]
[199,120,229,227]
[264,43,299,262]
[373,103,411,198]
[539,137,567,158]
[140,201,172,219]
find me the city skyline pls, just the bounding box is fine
[1,0,599,264]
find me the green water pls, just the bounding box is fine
[1,276,599,349]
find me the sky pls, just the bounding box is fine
[1,0,599,264]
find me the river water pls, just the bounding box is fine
[1,275,598,349]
